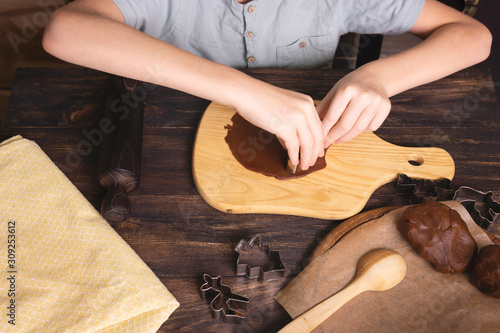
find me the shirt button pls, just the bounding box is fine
[246,32,254,38]
[299,42,307,48]
[247,56,255,63]
[248,6,255,13]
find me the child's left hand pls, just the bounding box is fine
[317,69,391,148]
[318,0,492,149]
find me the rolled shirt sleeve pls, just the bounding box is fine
[112,0,176,39]
[340,0,425,35]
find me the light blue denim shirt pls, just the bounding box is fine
[112,0,424,69]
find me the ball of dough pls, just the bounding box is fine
[397,201,476,274]
[471,244,500,298]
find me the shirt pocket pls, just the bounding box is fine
[276,35,336,69]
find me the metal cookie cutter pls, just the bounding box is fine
[234,234,285,282]
[394,174,454,204]
[453,186,500,229]
[200,274,250,324]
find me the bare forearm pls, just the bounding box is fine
[43,3,325,169]
[319,0,491,147]
[356,15,491,98]
[43,5,256,110]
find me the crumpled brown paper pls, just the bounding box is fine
[275,201,499,332]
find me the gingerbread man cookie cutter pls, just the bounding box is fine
[200,274,250,323]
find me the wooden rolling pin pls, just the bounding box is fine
[279,249,407,333]
[97,77,144,223]
[308,206,401,264]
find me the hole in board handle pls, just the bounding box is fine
[407,154,424,166]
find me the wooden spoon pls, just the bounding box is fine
[279,249,407,333]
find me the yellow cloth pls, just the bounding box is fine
[0,136,179,332]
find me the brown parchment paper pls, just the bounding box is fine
[275,201,499,333]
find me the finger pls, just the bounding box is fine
[324,95,367,147]
[320,95,351,133]
[304,103,326,162]
[279,129,300,167]
[296,124,314,170]
[277,136,286,150]
[316,89,335,119]
[289,97,324,165]
[366,114,385,132]
[320,89,353,148]
[366,100,391,132]
[335,104,379,143]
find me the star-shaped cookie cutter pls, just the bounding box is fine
[453,186,500,229]
[200,274,250,324]
[234,234,285,282]
[394,174,454,204]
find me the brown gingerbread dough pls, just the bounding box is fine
[471,244,500,298]
[225,113,326,180]
[397,201,476,274]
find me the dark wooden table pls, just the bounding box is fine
[2,67,500,332]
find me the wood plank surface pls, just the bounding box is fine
[1,67,500,332]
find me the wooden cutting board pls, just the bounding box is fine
[192,102,455,219]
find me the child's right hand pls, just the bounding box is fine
[231,80,324,171]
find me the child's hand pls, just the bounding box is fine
[233,81,324,171]
[317,71,391,148]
